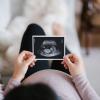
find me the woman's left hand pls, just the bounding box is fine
[12,51,36,82]
[61,54,85,77]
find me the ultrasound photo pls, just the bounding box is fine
[32,36,65,60]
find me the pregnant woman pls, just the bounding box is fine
[3,24,100,100]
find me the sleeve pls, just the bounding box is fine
[72,74,100,100]
[0,84,4,100]
[4,78,21,95]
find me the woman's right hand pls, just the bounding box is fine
[62,54,85,77]
[12,51,36,82]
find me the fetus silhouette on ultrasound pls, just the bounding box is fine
[38,40,60,57]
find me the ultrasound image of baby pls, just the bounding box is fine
[38,40,60,57]
[32,36,64,60]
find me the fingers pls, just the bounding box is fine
[25,55,36,67]
[19,51,36,67]
[64,55,73,68]
[62,54,85,77]
[69,54,79,64]
[62,54,80,68]
[18,50,33,61]
[61,61,68,69]
[29,57,37,67]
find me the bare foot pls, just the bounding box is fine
[52,23,65,36]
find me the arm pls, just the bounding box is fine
[4,51,36,95]
[0,84,4,100]
[72,73,100,100]
[4,78,21,95]
[62,54,100,100]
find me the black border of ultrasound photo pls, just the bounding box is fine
[32,35,65,60]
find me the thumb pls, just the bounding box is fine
[25,56,35,66]
[64,56,73,68]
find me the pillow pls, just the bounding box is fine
[23,0,47,18]
[0,0,11,30]
[10,0,24,18]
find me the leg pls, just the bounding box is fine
[20,24,50,78]
[51,47,70,74]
